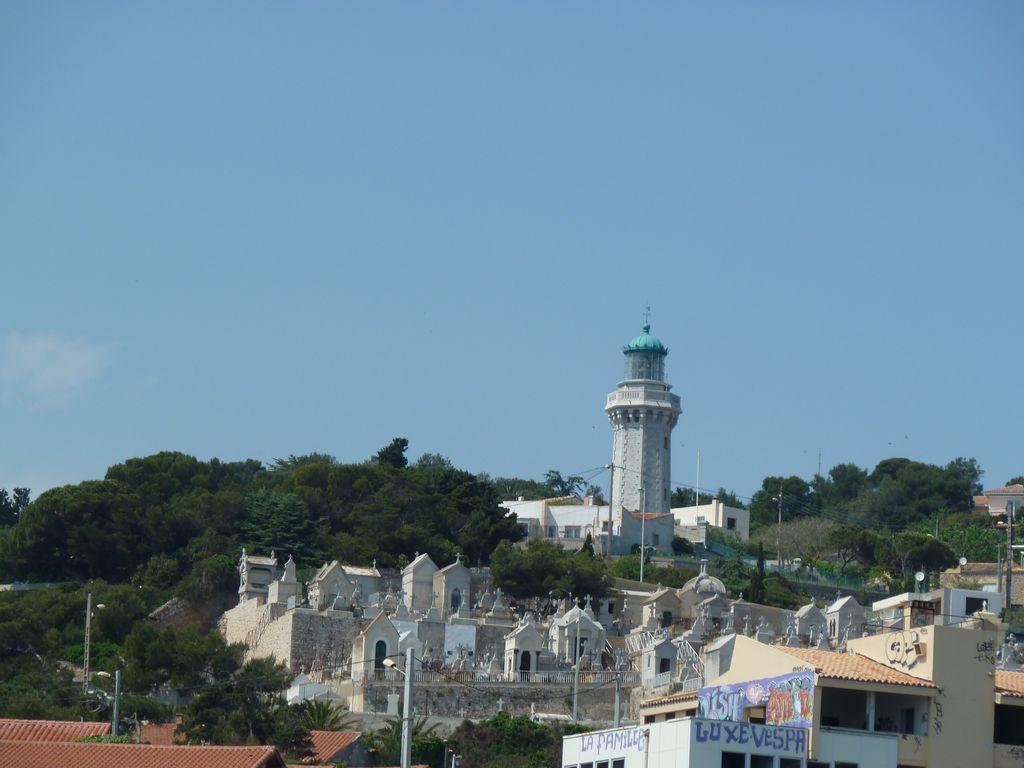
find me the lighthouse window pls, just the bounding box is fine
[664,436,668,449]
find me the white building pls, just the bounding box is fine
[562,718,830,768]
[501,496,609,549]
[606,323,681,522]
[673,500,750,542]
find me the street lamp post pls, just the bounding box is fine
[82,593,105,692]
[572,598,582,720]
[773,487,783,570]
[639,487,647,583]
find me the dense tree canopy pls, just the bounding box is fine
[0,444,526,582]
[490,539,611,600]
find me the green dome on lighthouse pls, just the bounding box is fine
[623,324,668,355]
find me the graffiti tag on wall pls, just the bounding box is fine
[884,630,921,669]
[693,720,807,755]
[698,671,814,728]
[579,728,646,756]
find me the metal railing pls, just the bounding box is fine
[352,668,641,685]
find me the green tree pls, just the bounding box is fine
[543,470,584,497]
[748,544,767,604]
[124,623,243,694]
[301,699,356,731]
[269,453,337,473]
[671,487,695,507]
[240,489,324,566]
[365,715,440,766]
[376,438,410,469]
[180,657,295,747]
[830,525,875,576]
[490,540,610,600]
[490,476,553,501]
[450,711,587,768]
[0,488,30,528]
[748,476,815,531]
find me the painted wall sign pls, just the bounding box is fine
[579,728,646,756]
[698,671,814,728]
[693,720,807,755]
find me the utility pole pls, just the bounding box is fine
[639,487,647,583]
[776,486,784,571]
[606,464,614,557]
[613,672,622,727]
[696,449,700,506]
[400,648,413,768]
[112,669,121,737]
[1007,501,1017,617]
[572,603,581,720]
[83,593,92,692]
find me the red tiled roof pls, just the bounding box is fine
[987,485,1024,494]
[777,647,936,689]
[640,689,699,708]
[996,669,1024,698]
[308,730,360,762]
[139,722,184,745]
[0,741,285,768]
[0,719,110,742]
[629,512,673,520]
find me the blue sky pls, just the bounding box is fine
[1,3,1022,502]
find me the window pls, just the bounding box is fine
[664,436,669,449]
[652,533,660,546]
[835,763,859,768]
[597,762,608,768]
[750,756,773,768]
[565,526,581,539]
[720,754,745,768]
[548,526,557,538]
[613,760,624,768]
[727,517,736,530]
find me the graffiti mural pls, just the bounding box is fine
[698,671,814,729]
[693,720,807,755]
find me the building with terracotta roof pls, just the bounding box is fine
[308,730,371,765]
[0,741,286,768]
[138,722,184,745]
[972,484,1024,518]
[0,718,110,742]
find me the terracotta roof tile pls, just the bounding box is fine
[0,741,285,768]
[139,722,184,745]
[987,485,1024,494]
[640,689,699,708]
[996,669,1024,698]
[629,512,673,520]
[308,730,360,762]
[0,719,110,741]
[777,647,936,689]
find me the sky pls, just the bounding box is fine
[1,3,1022,504]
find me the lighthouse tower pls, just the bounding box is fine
[606,323,681,518]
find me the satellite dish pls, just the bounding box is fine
[959,557,968,566]
[914,571,925,584]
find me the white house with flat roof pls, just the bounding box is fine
[673,500,750,541]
